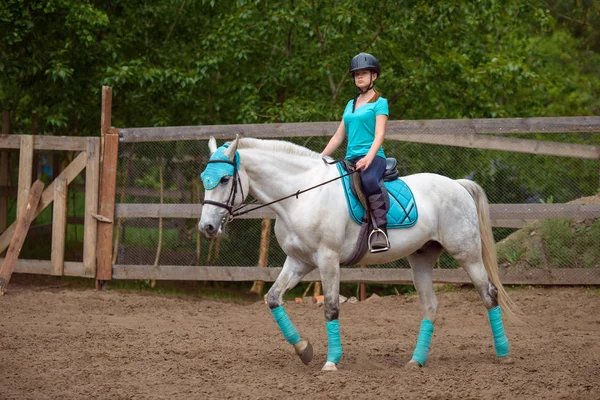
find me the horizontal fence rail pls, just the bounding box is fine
[0,259,90,278]
[111,265,600,285]
[117,117,600,160]
[0,134,89,151]
[115,203,600,223]
[118,116,600,142]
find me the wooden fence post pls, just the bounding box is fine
[17,136,34,221]
[96,86,118,289]
[83,138,100,276]
[30,112,39,178]
[0,180,44,295]
[0,110,10,233]
[250,218,272,295]
[359,265,367,301]
[195,180,201,265]
[51,178,67,276]
[313,281,322,298]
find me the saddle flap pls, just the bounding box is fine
[339,159,368,211]
[336,163,418,229]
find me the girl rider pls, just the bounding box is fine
[322,52,390,252]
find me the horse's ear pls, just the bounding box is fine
[224,134,240,160]
[208,136,218,155]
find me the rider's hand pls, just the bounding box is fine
[356,155,374,171]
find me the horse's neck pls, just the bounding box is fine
[240,149,330,210]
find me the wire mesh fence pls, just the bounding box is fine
[112,132,600,276]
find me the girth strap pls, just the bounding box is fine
[340,159,369,212]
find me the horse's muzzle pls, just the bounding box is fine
[198,220,220,238]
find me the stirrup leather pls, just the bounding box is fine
[368,228,390,253]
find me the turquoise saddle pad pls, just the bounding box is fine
[336,164,418,228]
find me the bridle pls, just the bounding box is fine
[200,154,245,223]
[201,155,358,225]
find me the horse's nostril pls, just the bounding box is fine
[207,224,215,234]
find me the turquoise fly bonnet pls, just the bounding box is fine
[200,143,241,190]
[200,142,243,217]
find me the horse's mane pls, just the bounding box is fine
[236,138,321,160]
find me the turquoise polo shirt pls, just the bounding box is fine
[343,96,389,159]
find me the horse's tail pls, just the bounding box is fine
[456,179,521,324]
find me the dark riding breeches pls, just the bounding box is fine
[351,155,386,196]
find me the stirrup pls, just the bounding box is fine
[368,228,390,253]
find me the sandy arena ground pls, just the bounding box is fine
[1,278,599,399]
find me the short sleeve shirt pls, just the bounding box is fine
[343,96,389,159]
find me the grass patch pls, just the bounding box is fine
[123,227,181,249]
[587,287,600,295]
[497,218,600,269]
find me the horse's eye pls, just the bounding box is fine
[220,177,230,185]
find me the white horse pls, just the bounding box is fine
[199,135,518,371]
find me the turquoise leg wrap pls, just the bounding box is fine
[326,320,342,364]
[488,306,509,357]
[411,319,434,366]
[271,306,301,345]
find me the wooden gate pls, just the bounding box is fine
[0,132,100,280]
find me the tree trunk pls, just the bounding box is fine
[151,160,164,288]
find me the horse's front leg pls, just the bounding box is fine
[266,256,315,365]
[318,251,342,371]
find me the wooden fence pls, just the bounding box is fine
[1,86,599,288]
[108,91,600,286]
[0,134,100,280]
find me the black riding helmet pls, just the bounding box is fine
[349,53,381,110]
[349,52,381,76]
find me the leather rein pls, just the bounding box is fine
[201,156,358,223]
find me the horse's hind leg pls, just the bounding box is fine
[449,246,512,364]
[405,241,444,368]
[266,256,315,365]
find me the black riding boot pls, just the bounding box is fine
[367,190,390,253]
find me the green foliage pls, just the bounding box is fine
[2,0,599,133]
[0,0,110,132]
[2,0,599,271]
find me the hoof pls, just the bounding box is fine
[321,361,338,371]
[405,359,422,369]
[294,339,313,365]
[498,355,514,365]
